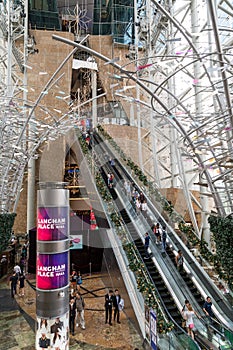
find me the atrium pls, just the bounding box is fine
[0,1,233,349]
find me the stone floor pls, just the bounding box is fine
[0,273,143,350]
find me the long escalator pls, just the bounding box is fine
[90,130,233,349]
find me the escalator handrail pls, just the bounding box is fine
[93,130,233,333]
[92,140,201,349]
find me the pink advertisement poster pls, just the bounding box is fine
[37,206,69,241]
[37,252,68,290]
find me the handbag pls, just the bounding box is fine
[119,298,124,311]
[189,323,194,329]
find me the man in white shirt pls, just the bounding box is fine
[13,264,21,277]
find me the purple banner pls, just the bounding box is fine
[37,252,68,290]
[37,207,69,241]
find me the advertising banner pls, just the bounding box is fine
[37,252,68,290]
[37,206,69,241]
[69,235,83,250]
[150,309,157,350]
[36,312,69,350]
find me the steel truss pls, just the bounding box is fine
[112,0,233,240]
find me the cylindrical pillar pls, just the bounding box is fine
[36,182,70,350]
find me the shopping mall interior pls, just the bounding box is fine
[0,1,233,349]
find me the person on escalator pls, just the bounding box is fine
[154,223,161,244]
[161,226,167,252]
[181,299,190,328]
[144,232,150,259]
[203,296,214,323]
[141,200,148,218]
[109,173,114,188]
[175,250,184,272]
[184,305,199,340]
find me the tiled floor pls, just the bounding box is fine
[0,274,143,350]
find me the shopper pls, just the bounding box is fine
[183,305,199,340]
[9,271,18,298]
[104,290,114,325]
[175,250,184,272]
[144,232,150,259]
[19,273,25,296]
[161,226,167,252]
[69,297,76,336]
[77,271,82,291]
[113,289,121,324]
[203,296,214,322]
[181,299,190,328]
[75,292,85,330]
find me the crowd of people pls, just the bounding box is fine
[69,270,124,333]
[8,240,28,298]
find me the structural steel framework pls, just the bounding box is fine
[0,0,233,242]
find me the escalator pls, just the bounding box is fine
[92,131,233,325]
[89,130,233,349]
[166,245,204,307]
[101,164,187,330]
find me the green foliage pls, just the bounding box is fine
[208,215,233,290]
[78,135,89,154]
[95,172,112,202]
[0,213,17,252]
[110,212,121,227]
[96,127,227,288]
[123,242,174,333]
[163,201,174,215]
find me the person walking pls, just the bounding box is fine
[9,271,18,298]
[19,272,25,296]
[21,243,27,259]
[113,289,121,324]
[70,270,77,293]
[75,292,85,329]
[144,232,150,259]
[69,297,76,335]
[104,290,114,325]
[76,271,82,292]
[13,263,21,278]
[175,250,184,272]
